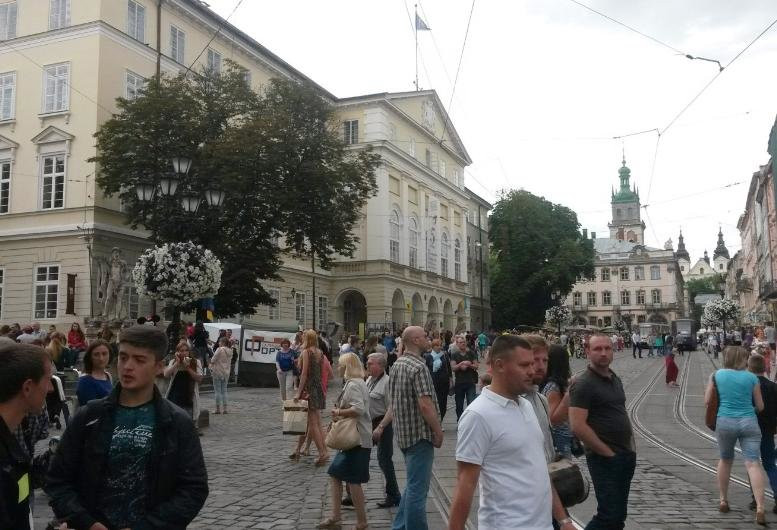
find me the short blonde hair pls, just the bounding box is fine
[338,352,365,380]
[522,334,548,352]
[722,346,749,370]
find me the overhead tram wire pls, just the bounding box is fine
[184,0,246,75]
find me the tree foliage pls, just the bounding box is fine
[686,273,724,326]
[93,64,380,317]
[489,189,595,328]
[703,298,740,330]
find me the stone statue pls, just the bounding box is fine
[96,247,128,320]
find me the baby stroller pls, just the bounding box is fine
[47,372,72,430]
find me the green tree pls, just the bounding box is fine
[93,65,380,318]
[489,189,595,328]
[685,274,724,327]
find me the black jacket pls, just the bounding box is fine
[757,375,777,435]
[0,416,31,530]
[45,384,208,529]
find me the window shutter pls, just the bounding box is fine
[5,3,17,39]
[45,69,56,112]
[50,0,60,29]
[343,122,349,144]
[170,27,177,61]
[352,120,358,143]
[430,151,439,174]
[128,2,137,38]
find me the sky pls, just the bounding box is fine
[207,0,777,262]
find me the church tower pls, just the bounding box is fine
[712,227,730,274]
[676,230,691,278]
[608,158,646,244]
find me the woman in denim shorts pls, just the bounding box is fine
[706,346,768,525]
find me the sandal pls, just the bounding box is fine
[316,518,341,528]
[289,452,301,461]
[719,500,730,513]
[757,510,766,525]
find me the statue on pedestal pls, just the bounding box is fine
[96,247,128,321]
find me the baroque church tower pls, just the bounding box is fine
[608,158,646,244]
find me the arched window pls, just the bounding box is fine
[441,232,450,277]
[408,217,419,268]
[389,209,401,263]
[651,289,661,304]
[454,238,462,281]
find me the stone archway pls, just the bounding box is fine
[391,289,405,329]
[443,299,455,331]
[411,293,424,326]
[337,289,367,335]
[427,296,440,331]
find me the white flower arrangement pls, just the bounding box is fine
[132,241,222,305]
[545,305,571,327]
[702,298,740,326]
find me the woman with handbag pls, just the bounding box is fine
[319,352,372,530]
[541,344,574,458]
[292,329,329,466]
[705,346,768,524]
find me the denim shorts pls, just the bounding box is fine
[715,416,762,461]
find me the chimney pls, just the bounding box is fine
[591,231,596,240]
[582,229,588,239]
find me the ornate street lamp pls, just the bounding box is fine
[171,156,193,176]
[181,193,201,214]
[159,176,179,196]
[204,188,226,208]
[135,183,156,201]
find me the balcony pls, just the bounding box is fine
[570,304,588,313]
[759,280,777,300]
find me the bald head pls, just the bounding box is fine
[402,326,426,355]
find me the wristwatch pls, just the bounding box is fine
[559,518,572,526]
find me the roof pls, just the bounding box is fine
[593,238,660,254]
[465,187,492,209]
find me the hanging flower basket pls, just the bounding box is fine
[545,305,571,328]
[132,241,222,306]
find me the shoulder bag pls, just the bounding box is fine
[548,458,590,507]
[325,381,361,451]
[705,372,719,431]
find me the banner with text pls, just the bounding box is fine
[241,329,297,364]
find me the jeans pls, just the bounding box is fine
[392,440,434,530]
[277,370,293,401]
[585,451,636,529]
[454,383,476,421]
[432,378,449,421]
[715,416,762,460]
[213,376,228,407]
[757,432,777,499]
[373,417,401,501]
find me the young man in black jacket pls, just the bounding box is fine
[749,353,777,513]
[46,325,208,530]
[0,343,53,529]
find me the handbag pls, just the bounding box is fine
[705,372,719,431]
[282,399,308,435]
[548,458,589,508]
[570,436,584,457]
[325,381,361,451]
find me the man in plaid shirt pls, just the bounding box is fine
[388,326,443,530]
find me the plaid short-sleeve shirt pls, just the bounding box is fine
[388,352,439,449]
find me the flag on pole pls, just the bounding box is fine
[415,13,431,31]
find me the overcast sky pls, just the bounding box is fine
[208,0,777,262]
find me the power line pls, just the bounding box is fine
[567,0,685,55]
[185,0,246,75]
[645,132,661,204]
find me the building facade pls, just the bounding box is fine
[465,188,491,331]
[565,160,685,329]
[0,0,490,334]
[676,229,730,280]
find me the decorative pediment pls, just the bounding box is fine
[31,125,74,156]
[0,133,19,156]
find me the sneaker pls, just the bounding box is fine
[377,498,401,508]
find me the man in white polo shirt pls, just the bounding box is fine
[449,334,566,530]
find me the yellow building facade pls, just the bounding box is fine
[0,0,490,334]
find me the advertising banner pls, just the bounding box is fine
[241,329,296,364]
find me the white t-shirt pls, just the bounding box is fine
[456,387,553,530]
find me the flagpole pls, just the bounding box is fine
[414,3,418,91]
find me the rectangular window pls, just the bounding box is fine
[170,25,185,63]
[587,291,596,306]
[0,2,17,40]
[389,175,400,196]
[454,210,461,226]
[0,71,16,120]
[207,48,222,73]
[409,137,416,157]
[295,292,306,323]
[454,260,461,282]
[603,316,612,327]
[452,169,461,188]
[637,314,646,324]
[636,290,645,304]
[343,120,358,145]
[0,160,10,213]
[41,154,65,209]
[621,290,630,305]
[651,289,661,304]
[439,159,446,178]
[440,204,449,220]
[634,266,644,280]
[602,291,611,305]
[408,186,418,204]
[242,69,252,87]
[127,0,145,42]
[572,292,581,306]
[267,288,280,320]
[425,148,432,168]
[589,317,598,326]
[409,247,417,268]
[390,240,400,263]
[42,63,69,113]
[650,265,660,280]
[620,267,629,281]
[125,70,144,100]
[124,285,139,319]
[318,296,328,325]
[49,0,70,30]
[34,265,59,319]
[601,268,610,282]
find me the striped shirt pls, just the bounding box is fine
[388,352,439,449]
